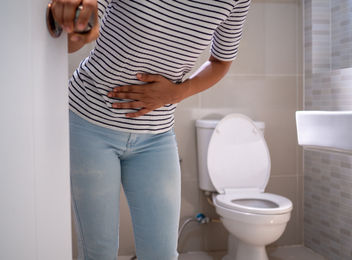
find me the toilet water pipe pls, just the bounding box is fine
[178,213,210,244]
[177,213,221,250]
[129,213,220,260]
[177,192,222,253]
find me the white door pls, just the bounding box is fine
[0,1,72,260]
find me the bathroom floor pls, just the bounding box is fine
[267,246,327,260]
[118,245,326,260]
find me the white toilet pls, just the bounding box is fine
[195,114,293,260]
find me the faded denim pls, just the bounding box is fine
[69,110,181,260]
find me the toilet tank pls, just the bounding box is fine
[195,118,265,192]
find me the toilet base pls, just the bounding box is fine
[222,234,268,260]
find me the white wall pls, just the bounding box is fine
[0,1,72,259]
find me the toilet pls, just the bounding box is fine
[195,114,293,260]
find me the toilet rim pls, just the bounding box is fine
[214,201,292,225]
[215,192,293,215]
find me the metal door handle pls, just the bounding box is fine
[46,2,95,38]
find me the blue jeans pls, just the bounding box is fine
[69,110,181,260]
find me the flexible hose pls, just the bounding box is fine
[178,217,199,244]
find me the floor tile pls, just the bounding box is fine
[268,245,327,260]
[118,245,327,260]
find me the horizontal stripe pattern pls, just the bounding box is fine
[69,0,250,134]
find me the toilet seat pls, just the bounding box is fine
[215,192,292,215]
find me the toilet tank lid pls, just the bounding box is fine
[196,119,220,129]
[196,118,265,130]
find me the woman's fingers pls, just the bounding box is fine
[112,101,144,109]
[108,92,142,100]
[125,108,154,118]
[62,0,81,32]
[51,1,64,27]
[112,84,145,93]
[75,0,97,31]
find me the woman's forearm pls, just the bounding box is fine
[178,56,233,102]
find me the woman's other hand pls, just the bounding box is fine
[108,74,187,118]
[51,0,99,53]
[51,0,97,33]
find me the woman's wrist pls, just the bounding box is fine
[174,80,191,103]
[174,57,232,103]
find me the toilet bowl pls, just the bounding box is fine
[195,114,293,260]
[215,200,291,260]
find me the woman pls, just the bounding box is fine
[51,0,250,259]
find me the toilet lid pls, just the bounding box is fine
[207,114,271,194]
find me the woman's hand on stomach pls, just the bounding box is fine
[108,74,187,118]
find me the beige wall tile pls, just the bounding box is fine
[203,222,229,252]
[180,180,202,217]
[68,42,95,77]
[174,107,201,182]
[262,1,300,75]
[178,180,204,253]
[198,192,229,252]
[229,1,266,75]
[200,75,298,112]
[266,176,301,245]
[230,0,301,75]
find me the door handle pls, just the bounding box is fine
[46,2,95,38]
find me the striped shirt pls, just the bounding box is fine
[68,0,251,134]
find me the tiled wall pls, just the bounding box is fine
[304,150,352,260]
[332,0,352,70]
[304,0,331,73]
[68,0,304,256]
[304,0,352,259]
[305,68,352,109]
